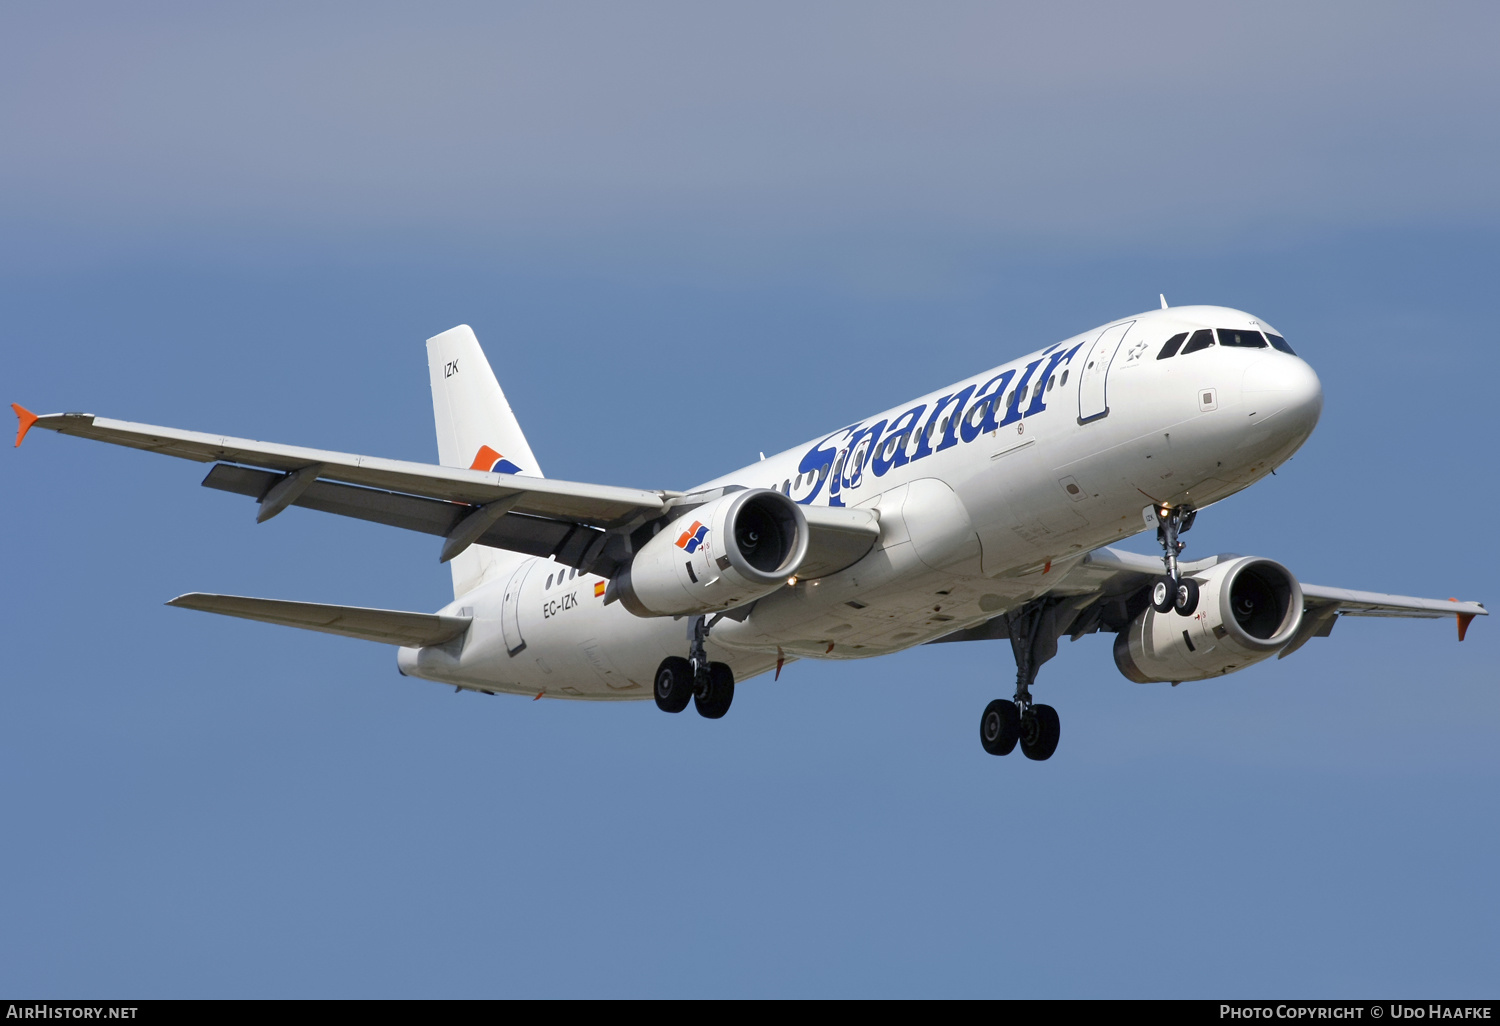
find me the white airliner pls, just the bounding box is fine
[13,303,1485,760]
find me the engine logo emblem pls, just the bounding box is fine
[675,521,708,553]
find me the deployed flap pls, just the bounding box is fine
[25,411,669,528]
[167,593,470,647]
[201,463,613,573]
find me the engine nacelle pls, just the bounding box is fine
[616,488,809,617]
[1113,556,1304,683]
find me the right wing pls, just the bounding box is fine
[931,546,1486,653]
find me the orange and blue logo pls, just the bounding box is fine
[675,521,708,553]
[470,445,524,475]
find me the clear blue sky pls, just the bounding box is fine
[2,2,1495,997]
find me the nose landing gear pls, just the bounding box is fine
[1149,504,1200,615]
[654,614,736,719]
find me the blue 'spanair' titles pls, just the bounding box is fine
[791,344,1083,505]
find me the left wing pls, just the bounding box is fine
[14,405,676,576]
[13,406,880,582]
[16,408,669,526]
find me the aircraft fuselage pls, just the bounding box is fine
[399,305,1324,698]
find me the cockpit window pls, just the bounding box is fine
[1218,328,1268,348]
[1266,333,1296,355]
[1157,332,1188,360]
[1180,329,1215,355]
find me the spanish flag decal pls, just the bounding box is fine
[594,581,607,598]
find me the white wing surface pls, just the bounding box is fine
[15,406,879,583]
[934,546,1485,654]
[25,410,666,526]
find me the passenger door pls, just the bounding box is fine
[500,559,536,656]
[1077,320,1135,423]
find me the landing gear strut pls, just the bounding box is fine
[1150,504,1200,616]
[654,615,735,719]
[979,599,1064,761]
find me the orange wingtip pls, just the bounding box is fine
[11,403,38,448]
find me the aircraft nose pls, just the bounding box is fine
[1243,355,1323,431]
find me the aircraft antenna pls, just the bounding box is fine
[1160,294,1169,309]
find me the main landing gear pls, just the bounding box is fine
[654,615,735,719]
[1149,504,1199,616]
[980,600,1063,761]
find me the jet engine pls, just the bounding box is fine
[615,488,809,617]
[1113,556,1304,683]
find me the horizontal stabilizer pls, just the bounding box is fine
[167,593,470,647]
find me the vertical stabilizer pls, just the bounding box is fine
[426,325,542,597]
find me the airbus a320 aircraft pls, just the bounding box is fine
[13,303,1486,761]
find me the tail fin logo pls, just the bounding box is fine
[470,445,524,476]
[675,521,709,553]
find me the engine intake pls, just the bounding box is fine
[1114,556,1304,683]
[616,488,809,617]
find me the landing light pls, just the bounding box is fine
[787,576,798,586]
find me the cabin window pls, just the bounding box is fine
[1157,332,1188,360]
[545,573,554,589]
[819,462,830,480]
[1181,329,1215,355]
[940,416,950,433]
[1266,333,1296,355]
[1046,375,1055,392]
[1060,369,1069,386]
[1218,328,1267,348]
[782,480,791,495]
